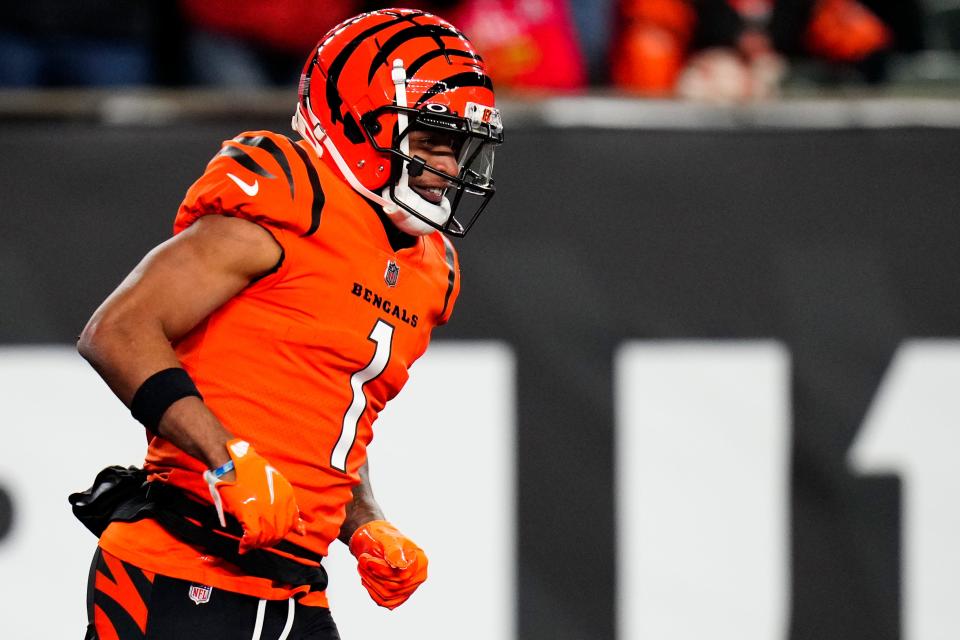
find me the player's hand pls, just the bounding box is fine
[349,520,428,609]
[204,439,305,554]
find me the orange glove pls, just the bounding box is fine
[203,439,305,554]
[349,520,428,609]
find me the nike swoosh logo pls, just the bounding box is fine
[227,172,259,196]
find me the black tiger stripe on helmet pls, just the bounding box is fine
[292,8,501,237]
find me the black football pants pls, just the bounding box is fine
[84,548,341,639]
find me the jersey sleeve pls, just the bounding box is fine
[175,131,325,238]
[436,233,461,325]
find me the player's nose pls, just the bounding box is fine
[428,153,458,177]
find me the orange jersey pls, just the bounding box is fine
[100,130,460,603]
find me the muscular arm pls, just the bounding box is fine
[77,215,283,471]
[338,462,385,544]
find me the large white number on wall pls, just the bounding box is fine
[849,340,960,640]
[615,341,791,640]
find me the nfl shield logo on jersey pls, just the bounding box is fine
[384,260,400,287]
[188,584,213,605]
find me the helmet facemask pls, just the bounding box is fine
[362,96,502,237]
[351,59,502,237]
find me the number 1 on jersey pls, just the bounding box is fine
[331,319,395,472]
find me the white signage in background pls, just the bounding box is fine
[0,346,142,639]
[850,340,960,640]
[6,339,960,640]
[324,342,516,640]
[615,341,791,640]
[0,344,516,640]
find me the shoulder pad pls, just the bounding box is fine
[175,131,325,237]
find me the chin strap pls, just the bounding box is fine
[392,59,410,195]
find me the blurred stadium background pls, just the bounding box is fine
[1,1,960,639]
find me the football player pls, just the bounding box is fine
[74,9,502,639]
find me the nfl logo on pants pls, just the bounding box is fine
[188,584,213,605]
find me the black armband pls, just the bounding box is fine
[130,368,203,430]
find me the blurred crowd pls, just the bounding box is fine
[0,0,957,101]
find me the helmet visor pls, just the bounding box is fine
[440,134,497,235]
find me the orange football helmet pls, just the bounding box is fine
[293,9,503,237]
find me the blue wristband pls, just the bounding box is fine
[209,459,235,478]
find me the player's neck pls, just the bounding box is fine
[368,200,418,251]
